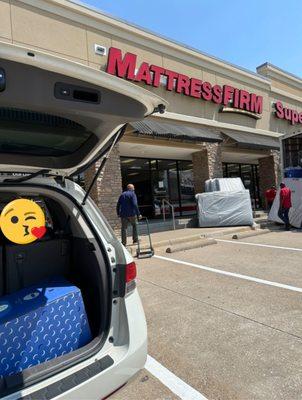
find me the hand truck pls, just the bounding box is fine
[136,217,154,259]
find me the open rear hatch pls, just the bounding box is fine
[0,41,167,396]
[0,41,167,177]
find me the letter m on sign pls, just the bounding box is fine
[106,47,137,80]
[250,94,263,114]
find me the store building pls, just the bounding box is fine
[1,0,302,230]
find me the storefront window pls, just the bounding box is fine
[150,160,179,216]
[283,134,302,168]
[225,163,240,178]
[223,162,261,209]
[120,157,153,217]
[121,157,196,218]
[178,161,195,215]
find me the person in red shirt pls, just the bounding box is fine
[265,185,277,211]
[278,183,292,230]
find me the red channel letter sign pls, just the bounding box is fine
[274,101,302,125]
[106,47,263,114]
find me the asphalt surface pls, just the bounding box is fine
[111,229,302,400]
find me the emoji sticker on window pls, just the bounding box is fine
[0,199,46,244]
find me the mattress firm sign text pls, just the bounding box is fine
[106,47,263,115]
[274,101,302,125]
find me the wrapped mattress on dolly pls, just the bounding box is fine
[0,277,92,378]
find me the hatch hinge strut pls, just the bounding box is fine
[81,125,126,206]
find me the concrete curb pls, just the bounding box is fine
[165,238,217,253]
[152,226,254,248]
[232,229,270,240]
[203,226,254,239]
[127,225,269,256]
[151,234,202,248]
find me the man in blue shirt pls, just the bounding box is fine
[116,184,142,246]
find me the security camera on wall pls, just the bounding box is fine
[94,44,107,56]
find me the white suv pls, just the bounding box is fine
[0,41,166,400]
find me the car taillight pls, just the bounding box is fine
[125,261,137,294]
[126,262,137,283]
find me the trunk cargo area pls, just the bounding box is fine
[0,189,110,394]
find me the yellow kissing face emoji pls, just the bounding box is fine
[0,199,46,244]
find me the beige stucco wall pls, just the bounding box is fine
[0,0,12,42]
[272,80,301,98]
[1,0,302,138]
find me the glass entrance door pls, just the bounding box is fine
[151,160,179,217]
[121,157,196,219]
[120,158,153,217]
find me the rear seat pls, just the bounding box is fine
[5,238,71,294]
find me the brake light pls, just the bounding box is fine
[125,262,137,294]
[115,262,137,296]
[125,262,137,283]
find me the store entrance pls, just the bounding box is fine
[121,157,196,219]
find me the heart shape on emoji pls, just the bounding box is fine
[31,226,46,239]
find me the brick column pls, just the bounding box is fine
[258,149,281,203]
[192,142,223,193]
[84,145,122,232]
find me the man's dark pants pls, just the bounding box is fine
[278,207,290,230]
[121,216,138,246]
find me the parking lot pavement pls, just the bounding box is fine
[162,231,302,287]
[233,229,302,249]
[109,369,180,400]
[119,230,302,399]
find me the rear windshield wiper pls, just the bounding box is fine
[3,169,51,183]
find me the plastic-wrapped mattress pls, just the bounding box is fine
[205,179,219,192]
[196,190,254,227]
[205,178,245,193]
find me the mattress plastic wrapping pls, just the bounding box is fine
[268,178,302,228]
[196,190,254,227]
[204,179,219,192]
[205,178,245,193]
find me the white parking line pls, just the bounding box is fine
[216,239,302,252]
[145,355,208,400]
[154,255,302,293]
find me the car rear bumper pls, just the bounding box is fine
[56,289,147,400]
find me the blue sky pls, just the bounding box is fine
[79,0,302,77]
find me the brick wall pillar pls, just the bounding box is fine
[192,142,223,193]
[258,149,281,203]
[84,145,122,232]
